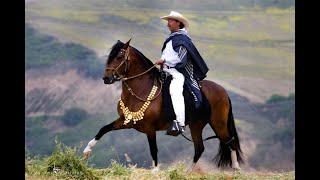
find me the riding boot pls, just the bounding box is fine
[166,120,185,136]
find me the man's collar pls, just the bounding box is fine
[169,28,189,38]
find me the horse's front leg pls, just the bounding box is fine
[146,131,158,173]
[83,117,126,158]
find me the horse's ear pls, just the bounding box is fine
[123,38,132,49]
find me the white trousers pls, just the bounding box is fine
[164,67,185,126]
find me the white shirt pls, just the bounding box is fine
[161,40,181,67]
[161,28,189,68]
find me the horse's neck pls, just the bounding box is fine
[121,72,155,101]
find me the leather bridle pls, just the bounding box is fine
[105,48,131,81]
[105,47,162,101]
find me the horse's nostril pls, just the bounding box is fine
[102,76,112,84]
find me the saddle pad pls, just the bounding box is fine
[162,75,211,123]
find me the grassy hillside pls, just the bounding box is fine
[25,0,294,102]
[25,141,295,180]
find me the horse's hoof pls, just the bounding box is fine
[83,149,92,159]
[233,167,241,171]
[152,166,159,173]
[232,166,242,171]
[232,162,241,171]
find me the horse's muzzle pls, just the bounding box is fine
[102,76,115,84]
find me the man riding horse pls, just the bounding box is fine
[155,11,209,136]
[83,11,243,172]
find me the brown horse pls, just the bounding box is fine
[83,39,244,171]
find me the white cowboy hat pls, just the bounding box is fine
[160,11,189,28]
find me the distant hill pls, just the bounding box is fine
[25,0,295,103]
[25,24,103,79]
[25,0,294,11]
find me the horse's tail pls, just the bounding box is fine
[214,96,244,168]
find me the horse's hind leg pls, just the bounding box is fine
[83,117,127,158]
[208,97,243,170]
[189,121,207,171]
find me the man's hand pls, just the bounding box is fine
[155,59,166,65]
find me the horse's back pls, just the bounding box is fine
[199,79,230,111]
[199,80,228,97]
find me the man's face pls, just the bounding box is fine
[167,18,180,32]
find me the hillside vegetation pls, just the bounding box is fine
[26,0,295,102]
[25,0,295,173]
[25,141,295,180]
[25,25,102,79]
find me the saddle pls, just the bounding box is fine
[161,73,211,126]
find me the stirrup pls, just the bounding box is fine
[166,120,184,137]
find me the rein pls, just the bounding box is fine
[121,64,157,81]
[122,77,162,102]
[181,133,218,142]
[107,47,162,102]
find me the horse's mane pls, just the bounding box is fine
[106,40,122,65]
[106,40,160,78]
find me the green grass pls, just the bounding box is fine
[25,139,97,179]
[25,141,295,180]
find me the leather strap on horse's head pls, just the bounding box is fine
[106,47,131,81]
[105,46,162,102]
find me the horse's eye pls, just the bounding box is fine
[117,51,125,59]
